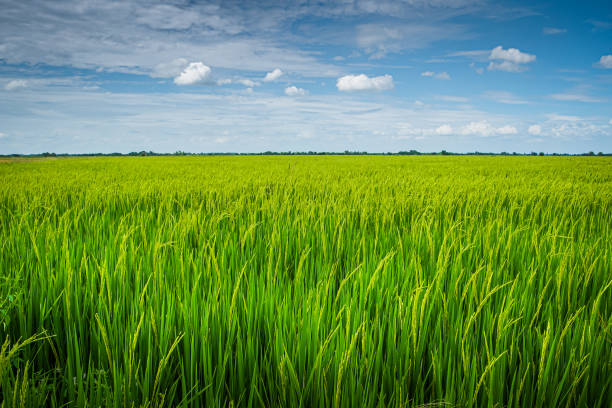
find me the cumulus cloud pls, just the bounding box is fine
[336,74,394,91]
[610,119,612,125]
[435,125,453,135]
[421,71,450,80]
[284,86,307,96]
[488,46,535,72]
[263,68,283,82]
[596,55,612,68]
[5,79,28,90]
[0,132,6,138]
[174,62,212,85]
[459,121,517,137]
[528,125,541,135]
[490,46,536,64]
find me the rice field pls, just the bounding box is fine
[0,155,611,407]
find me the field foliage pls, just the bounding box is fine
[0,156,611,407]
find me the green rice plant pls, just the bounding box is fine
[0,155,610,407]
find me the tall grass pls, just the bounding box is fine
[0,156,610,407]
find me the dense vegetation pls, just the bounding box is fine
[0,156,610,407]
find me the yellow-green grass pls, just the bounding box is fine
[0,156,610,407]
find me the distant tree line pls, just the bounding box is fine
[1,150,609,158]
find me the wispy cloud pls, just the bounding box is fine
[483,91,528,104]
[546,114,582,121]
[550,93,605,103]
[421,71,451,80]
[543,27,567,35]
[437,95,469,103]
[4,79,28,90]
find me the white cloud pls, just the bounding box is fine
[546,114,582,121]
[0,132,6,139]
[263,68,283,82]
[528,125,541,135]
[548,121,609,140]
[596,55,612,68]
[284,86,307,96]
[135,5,201,30]
[459,121,517,137]
[5,80,28,91]
[238,79,258,87]
[487,61,526,73]
[435,125,453,135]
[0,2,346,77]
[421,71,450,80]
[490,46,536,64]
[216,79,233,85]
[174,62,212,85]
[437,95,469,103]
[355,22,468,58]
[460,121,496,137]
[152,58,189,78]
[550,93,604,103]
[488,46,535,72]
[5,87,609,154]
[414,100,425,106]
[448,50,490,58]
[336,74,394,91]
[543,27,567,35]
[609,119,612,125]
[483,91,528,104]
[497,125,517,135]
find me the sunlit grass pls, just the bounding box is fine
[0,156,610,407]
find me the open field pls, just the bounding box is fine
[0,156,611,407]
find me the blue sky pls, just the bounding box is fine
[0,0,611,154]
